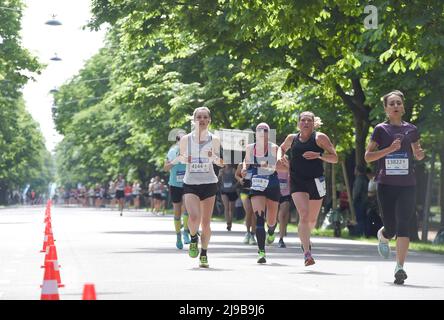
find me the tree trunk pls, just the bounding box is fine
[0,182,8,205]
[415,162,427,222]
[342,160,356,222]
[440,145,444,228]
[353,114,370,170]
[335,79,370,172]
[422,151,437,242]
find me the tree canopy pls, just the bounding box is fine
[50,1,443,209]
[0,0,53,204]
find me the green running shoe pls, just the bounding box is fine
[266,233,275,245]
[257,250,266,264]
[199,255,209,268]
[189,241,199,258]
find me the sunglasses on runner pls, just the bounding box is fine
[256,128,269,133]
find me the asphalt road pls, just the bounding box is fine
[1,206,443,300]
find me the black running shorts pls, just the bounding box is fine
[290,176,324,200]
[169,186,184,204]
[183,183,218,201]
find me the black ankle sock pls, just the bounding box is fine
[200,249,207,257]
[267,223,276,235]
[191,234,198,243]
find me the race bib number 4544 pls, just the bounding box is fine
[190,158,210,173]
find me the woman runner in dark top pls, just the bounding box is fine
[365,90,424,285]
[242,123,281,264]
[279,111,337,266]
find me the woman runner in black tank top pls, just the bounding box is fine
[290,132,324,179]
[279,111,338,267]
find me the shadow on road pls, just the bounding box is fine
[188,267,234,272]
[292,270,351,276]
[383,282,443,289]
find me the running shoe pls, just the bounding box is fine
[183,230,191,244]
[199,255,209,268]
[176,234,183,250]
[394,265,408,285]
[189,241,199,258]
[243,232,251,244]
[227,224,232,231]
[249,234,257,245]
[304,251,315,266]
[377,227,391,259]
[257,250,266,264]
[278,238,286,248]
[266,233,275,245]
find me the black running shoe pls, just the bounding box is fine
[278,239,286,248]
[394,267,408,285]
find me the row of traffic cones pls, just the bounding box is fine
[40,200,96,300]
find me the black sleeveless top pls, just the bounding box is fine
[290,132,324,179]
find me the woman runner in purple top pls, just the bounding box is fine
[365,90,425,285]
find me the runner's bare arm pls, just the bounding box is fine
[365,139,400,163]
[178,134,189,164]
[210,135,224,167]
[278,134,294,166]
[241,145,252,177]
[164,159,173,172]
[235,164,244,183]
[314,133,338,164]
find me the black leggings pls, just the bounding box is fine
[377,184,416,238]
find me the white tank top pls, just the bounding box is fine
[183,133,218,185]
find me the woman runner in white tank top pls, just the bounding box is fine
[178,107,223,268]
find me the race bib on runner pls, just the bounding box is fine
[245,171,253,180]
[176,170,185,183]
[190,158,210,173]
[279,179,288,191]
[385,152,409,175]
[314,176,326,197]
[223,182,233,189]
[251,175,270,192]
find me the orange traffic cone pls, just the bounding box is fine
[41,231,55,253]
[82,284,97,300]
[44,210,51,223]
[44,221,53,235]
[40,260,60,300]
[42,247,64,288]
